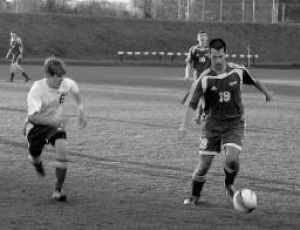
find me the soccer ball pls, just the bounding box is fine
[233,189,257,213]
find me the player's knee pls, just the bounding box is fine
[224,160,240,173]
[54,138,68,154]
[55,158,68,169]
[192,172,206,182]
[28,154,42,165]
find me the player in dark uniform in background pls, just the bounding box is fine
[179,38,273,206]
[183,31,210,123]
[6,31,30,82]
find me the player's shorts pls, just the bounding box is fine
[10,62,23,74]
[198,116,245,155]
[26,123,67,157]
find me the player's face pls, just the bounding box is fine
[46,73,64,89]
[210,48,226,73]
[198,33,208,46]
[10,33,17,39]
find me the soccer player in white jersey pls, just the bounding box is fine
[179,38,272,206]
[24,56,87,201]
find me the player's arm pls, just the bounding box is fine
[6,48,12,60]
[179,79,203,131]
[243,69,273,102]
[184,47,193,81]
[18,37,23,59]
[69,80,87,128]
[29,113,64,128]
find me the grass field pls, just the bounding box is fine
[0,64,299,230]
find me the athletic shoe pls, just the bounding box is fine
[183,196,199,205]
[52,190,67,202]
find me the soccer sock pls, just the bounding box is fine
[224,163,239,186]
[22,72,29,80]
[191,174,206,197]
[55,161,67,192]
[10,73,14,82]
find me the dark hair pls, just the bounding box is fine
[209,38,227,53]
[44,56,67,77]
[198,31,206,35]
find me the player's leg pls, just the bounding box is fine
[17,58,30,82]
[223,119,245,199]
[22,71,30,82]
[47,130,68,201]
[54,139,68,194]
[184,128,221,205]
[195,98,205,124]
[9,63,15,82]
[26,124,47,177]
[184,154,214,205]
[224,146,240,199]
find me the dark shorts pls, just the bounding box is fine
[26,124,67,157]
[199,116,245,155]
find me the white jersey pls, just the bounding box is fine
[27,77,79,121]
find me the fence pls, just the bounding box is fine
[117,51,259,67]
[149,0,300,24]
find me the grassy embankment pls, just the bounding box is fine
[0,12,299,65]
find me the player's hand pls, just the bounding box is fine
[178,127,187,140]
[265,91,273,102]
[59,118,68,129]
[184,76,190,82]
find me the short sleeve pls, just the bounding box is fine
[64,78,79,94]
[27,82,42,116]
[189,78,204,110]
[243,68,256,85]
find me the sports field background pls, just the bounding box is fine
[0,65,299,229]
[1,13,300,65]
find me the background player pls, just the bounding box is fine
[6,31,30,82]
[24,56,87,201]
[179,38,273,206]
[183,31,210,124]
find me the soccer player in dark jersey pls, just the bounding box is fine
[5,31,30,82]
[184,31,210,81]
[179,38,272,206]
[183,31,210,123]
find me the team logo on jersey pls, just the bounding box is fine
[229,81,238,86]
[211,86,218,91]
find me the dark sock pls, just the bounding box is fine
[10,73,14,82]
[55,167,67,191]
[224,165,239,186]
[22,72,30,80]
[191,180,206,197]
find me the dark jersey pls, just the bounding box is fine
[189,63,256,120]
[186,45,210,77]
[10,38,23,56]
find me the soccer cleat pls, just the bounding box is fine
[225,184,236,200]
[184,196,199,205]
[52,190,67,202]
